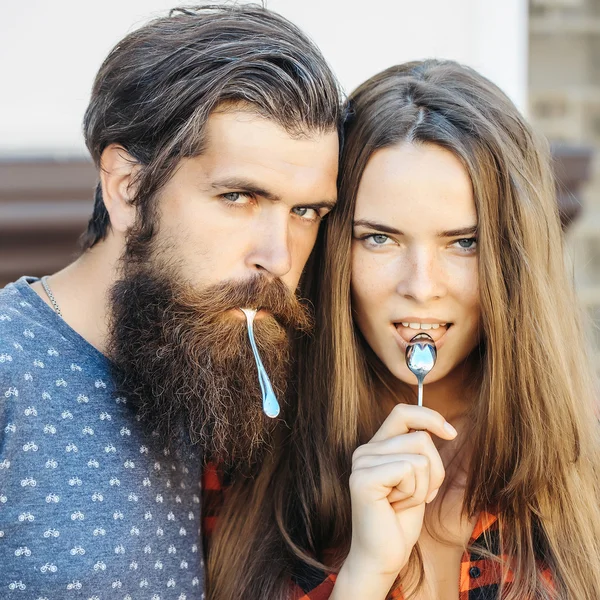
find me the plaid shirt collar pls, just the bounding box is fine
[290,511,503,600]
[202,464,552,600]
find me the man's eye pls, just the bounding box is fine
[222,192,252,203]
[292,206,319,221]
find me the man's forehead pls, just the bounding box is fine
[211,100,268,122]
[210,100,320,138]
[204,107,335,150]
[190,110,338,198]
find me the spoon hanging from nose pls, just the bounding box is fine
[240,308,280,418]
[405,333,437,407]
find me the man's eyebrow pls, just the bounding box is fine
[353,219,478,237]
[211,177,281,202]
[212,177,337,209]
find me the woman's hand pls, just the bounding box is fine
[332,404,457,600]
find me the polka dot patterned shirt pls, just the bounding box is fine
[0,277,205,600]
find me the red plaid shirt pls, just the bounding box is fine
[203,463,553,599]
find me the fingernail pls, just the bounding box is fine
[426,489,439,504]
[444,422,457,437]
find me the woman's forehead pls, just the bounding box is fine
[354,143,476,229]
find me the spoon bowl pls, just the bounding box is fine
[405,333,437,407]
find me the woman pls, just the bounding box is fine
[206,60,600,599]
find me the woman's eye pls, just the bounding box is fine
[352,231,395,247]
[454,238,477,251]
[369,234,390,245]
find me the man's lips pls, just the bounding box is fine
[229,308,272,321]
[254,309,272,320]
[392,321,452,349]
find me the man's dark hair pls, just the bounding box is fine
[81,3,342,250]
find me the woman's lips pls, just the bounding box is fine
[393,322,452,350]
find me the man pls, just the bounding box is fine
[0,5,341,598]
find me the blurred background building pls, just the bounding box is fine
[0,0,597,366]
[529,0,600,372]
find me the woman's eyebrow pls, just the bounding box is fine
[353,220,478,238]
[440,225,478,237]
[353,219,402,235]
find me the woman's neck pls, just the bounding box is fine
[415,364,476,423]
[382,358,480,466]
[383,358,477,421]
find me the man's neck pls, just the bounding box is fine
[30,233,123,356]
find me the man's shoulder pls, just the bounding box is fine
[0,279,38,343]
[0,277,87,387]
[0,278,51,351]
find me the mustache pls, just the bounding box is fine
[157,275,314,332]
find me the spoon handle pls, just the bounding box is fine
[417,379,424,407]
[244,311,280,418]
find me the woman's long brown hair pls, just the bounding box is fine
[208,60,600,599]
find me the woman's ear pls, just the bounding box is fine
[99,144,141,233]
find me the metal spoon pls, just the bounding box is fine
[240,308,280,418]
[405,333,437,407]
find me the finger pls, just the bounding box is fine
[353,453,422,503]
[354,431,445,495]
[387,455,430,510]
[353,451,421,471]
[350,454,431,508]
[349,460,415,505]
[391,486,439,512]
[352,453,434,504]
[407,454,429,506]
[370,403,457,444]
[388,468,416,503]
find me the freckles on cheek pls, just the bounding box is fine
[447,258,479,305]
[351,248,390,314]
[353,251,392,290]
[351,268,382,318]
[464,270,480,309]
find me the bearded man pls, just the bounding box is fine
[0,5,341,597]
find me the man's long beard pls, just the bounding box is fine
[107,262,312,470]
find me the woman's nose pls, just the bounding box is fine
[395,247,447,303]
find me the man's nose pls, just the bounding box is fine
[246,212,292,279]
[395,246,447,303]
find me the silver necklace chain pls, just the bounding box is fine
[41,276,63,319]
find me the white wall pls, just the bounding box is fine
[0,0,528,157]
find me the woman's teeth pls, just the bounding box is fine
[400,322,447,330]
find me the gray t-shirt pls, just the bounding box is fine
[0,277,205,600]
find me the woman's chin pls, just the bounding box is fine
[385,360,452,389]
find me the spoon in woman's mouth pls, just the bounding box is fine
[240,308,280,418]
[405,333,437,407]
